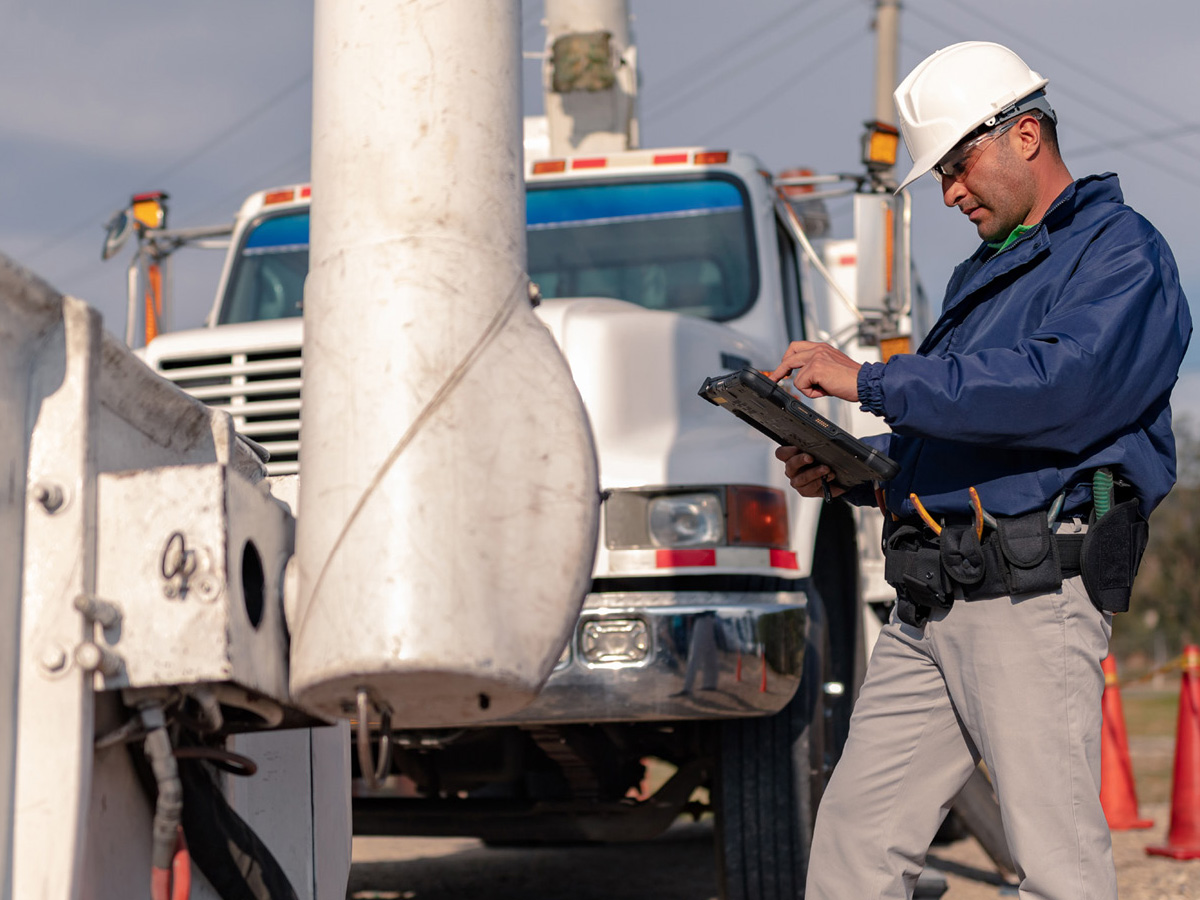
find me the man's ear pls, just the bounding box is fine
[1013,115,1042,161]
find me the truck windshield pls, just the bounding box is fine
[218,176,756,325]
[527,177,756,321]
[219,212,309,324]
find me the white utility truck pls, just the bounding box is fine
[108,140,919,898]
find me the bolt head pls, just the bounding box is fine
[39,645,67,673]
[195,576,222,602]
[74,642,102,672]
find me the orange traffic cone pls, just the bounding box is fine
[1100,654,1154,829]
[1148,645,1200,859]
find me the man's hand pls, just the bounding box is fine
[776,446,845,500]
[768,341,862,402]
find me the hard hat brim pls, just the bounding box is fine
[893,80,1051,194]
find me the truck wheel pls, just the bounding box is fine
[713,637,826,900]
[810,503,858,760]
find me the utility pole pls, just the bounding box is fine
[869,0,901,187]
[873,0,901,127]
[296,0,599,726]
[542,0,639,155]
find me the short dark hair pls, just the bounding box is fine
[1039,114,1060,157]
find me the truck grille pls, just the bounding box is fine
[157,347,303,476]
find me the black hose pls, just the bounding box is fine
[176,751,300,900]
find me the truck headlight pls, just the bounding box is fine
[647,492,723,548]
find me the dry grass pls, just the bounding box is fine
[1122,682,1182,805]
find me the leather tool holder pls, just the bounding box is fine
[884,525,952,625]
[885,511,1069,627]
[1080,498,1149,613]
[884,524,952,611]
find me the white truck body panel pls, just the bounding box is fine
[139,147,897,728]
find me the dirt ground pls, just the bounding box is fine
[347,798,1200,900]
[930,800,1200,900]
[347,697,1199,899]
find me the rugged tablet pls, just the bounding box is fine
[698,367,899,490]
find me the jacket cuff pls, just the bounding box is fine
[857,362,887,416]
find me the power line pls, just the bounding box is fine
[643,1,822,112]
[897,18,1200,187]
[21,70,312,267]
[929,2,1188,131]
[1072,122,1200,157]
[908,3,1200,168]
[645,0,857,123]
[185,148,312,226]
[694,27,868,144]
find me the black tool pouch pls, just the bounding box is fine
[884,525,953,616]
[939,525,986,592]
[1080,499,1149,613]
[982,511,1063,596]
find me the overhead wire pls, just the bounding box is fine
[694,26,868,144]
[921,1,1200,165]
[650,2,857,124]
[906,3,1200,171]
[1072,122,1200,158]
[21,70,313,268]
[641,0,826,118]
[897,13,1200,189]
[647,7,801,102]
[55,145,312,300]
[185,147,312,226]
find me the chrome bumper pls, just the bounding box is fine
[485,588,809,725]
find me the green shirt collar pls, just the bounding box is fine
[987,223,1035,254]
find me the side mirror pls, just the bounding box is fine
[101,209,132,260]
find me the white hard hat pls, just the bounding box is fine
[893,42,1051,191]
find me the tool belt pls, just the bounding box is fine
[884,500,1148,627]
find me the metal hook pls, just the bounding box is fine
[160,531,197,598]
[355,688,394,790]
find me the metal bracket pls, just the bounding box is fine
[355,688,394,790]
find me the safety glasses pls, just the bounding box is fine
[931,118,1019,184]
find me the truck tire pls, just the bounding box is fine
[713,636,825,900]
[810,502,858,759]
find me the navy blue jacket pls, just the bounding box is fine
[854,173,1192,521]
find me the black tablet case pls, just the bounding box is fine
[698,368,899,490]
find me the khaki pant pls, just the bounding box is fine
[806,576,1115,900]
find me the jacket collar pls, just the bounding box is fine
[942,172,1123,316]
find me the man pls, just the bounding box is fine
[770,42,1192,899]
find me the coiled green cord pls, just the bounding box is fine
[1093,468,1114,518]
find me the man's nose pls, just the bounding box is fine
[941,176,967,208]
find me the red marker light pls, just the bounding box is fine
[655,549,717,568]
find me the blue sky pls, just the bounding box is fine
[1,0,1196,411]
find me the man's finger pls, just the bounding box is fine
[766,363,792,383]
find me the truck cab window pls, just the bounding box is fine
[218,179,761,327]
[526,178,758,322]
[219,212,310,325]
